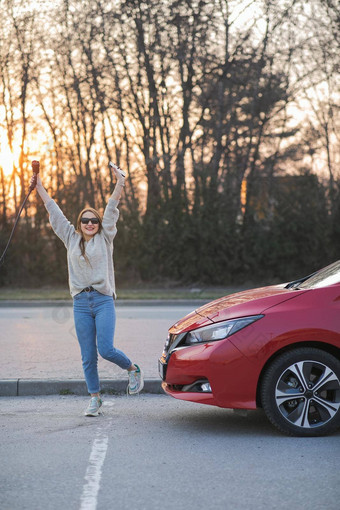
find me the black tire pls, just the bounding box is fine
[261,347,340,436]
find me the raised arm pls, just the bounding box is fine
[102,163,126,242]
[110,162,126,201]
[35,174,51,204]
[35,175,75,248]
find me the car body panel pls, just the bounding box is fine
[230,285,340,366]
[169,285,307,334]
[169,311,213,335]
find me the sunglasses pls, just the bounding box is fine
[81,217,100,225]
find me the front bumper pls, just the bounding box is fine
[159,348,218,404]
[161,381,218,405]
[159,339,259,410]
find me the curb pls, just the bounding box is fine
[0,378,163,397]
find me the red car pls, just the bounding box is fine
[159,261,340,436]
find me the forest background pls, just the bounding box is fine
[0,0,339,291]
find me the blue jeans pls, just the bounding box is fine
[73,290,132,394]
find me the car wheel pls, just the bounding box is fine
[261,347,340,436]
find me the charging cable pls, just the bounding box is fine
[0,160,40,267]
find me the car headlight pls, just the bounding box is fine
[183,315,263,346]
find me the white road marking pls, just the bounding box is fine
[79,427,109,510]
[103,401,115,407]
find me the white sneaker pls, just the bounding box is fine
[85,396,102,416]
[127,364,144,395]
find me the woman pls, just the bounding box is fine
[34,163,143,416]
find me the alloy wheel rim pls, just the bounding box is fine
[275,360,340,428]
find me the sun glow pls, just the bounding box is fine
[0,122,51,181]
[0,135,20,177]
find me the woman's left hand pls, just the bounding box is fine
[109,162,126,185]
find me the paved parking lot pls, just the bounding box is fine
[1,394,339,510]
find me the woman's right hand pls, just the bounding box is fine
[30,175,44,193]
[30,174,42,188]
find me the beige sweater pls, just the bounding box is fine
[44,197,120,298]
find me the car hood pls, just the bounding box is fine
[169,285,305,334]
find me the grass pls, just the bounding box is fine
[0,284,254,301]
[0,287,71,301]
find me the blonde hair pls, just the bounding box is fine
[76,208,103,262]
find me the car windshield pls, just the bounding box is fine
[297,260,340,289]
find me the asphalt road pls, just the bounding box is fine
[1,394,340,510]
[0,303,196,380]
